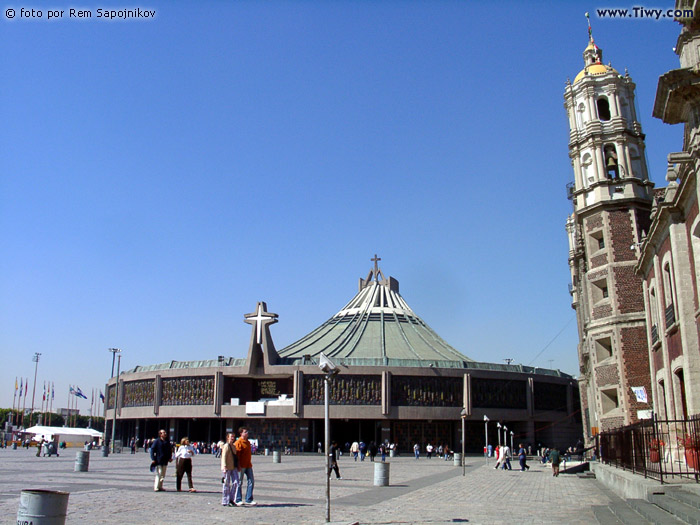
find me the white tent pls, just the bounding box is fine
[22,425,102,444]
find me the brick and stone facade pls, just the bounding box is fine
[636,1,700,420]
[564,34,654,443]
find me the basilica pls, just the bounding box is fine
[105,259,581,452]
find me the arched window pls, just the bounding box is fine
[662,257,676,327]
[604,145,619,179]
[674,368,688,419]
[648,283,660,346]
[597,97,611,121]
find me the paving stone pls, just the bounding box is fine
[0,449,617,524]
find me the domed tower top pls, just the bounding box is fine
[574,16,618,83]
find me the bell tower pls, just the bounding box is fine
[564,20,654,443]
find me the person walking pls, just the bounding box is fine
[518,443,530,472]
[175,437,197,492]
[413,443,420,460]
[426,443,434,459]
[350,441,359,461]
[328,441,342,479]
[549,447,561,477]
[220,432,239,506]
[234,427,256,506]
[499,444,512,470]
[150,429,173,492]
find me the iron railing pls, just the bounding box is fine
[598,414,700,483]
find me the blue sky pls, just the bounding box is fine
[0,1,684,412]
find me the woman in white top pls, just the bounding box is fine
[175,437,197,492]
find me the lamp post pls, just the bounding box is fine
[510,431,514,456]
[460,409,467,476]
[484,415,489,465]
[29,353,41,427]
[105,348,121,451]
[496,422,501,447]
[503,426,508,450]
[111,353,121,453]
[318,353,339,523]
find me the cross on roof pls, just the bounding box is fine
[244,302,278,344]
[371,254,381,281]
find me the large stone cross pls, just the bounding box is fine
[244,302,278,344]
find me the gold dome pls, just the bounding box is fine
[574,63,617,83]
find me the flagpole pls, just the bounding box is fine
[22,378,28,428]
[11,377,17,427]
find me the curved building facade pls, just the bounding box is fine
[106,261,582,452]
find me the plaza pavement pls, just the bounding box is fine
[0,447,613,524]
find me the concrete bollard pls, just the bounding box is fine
[102,446,109,457]
[17,489,69,525]
[272,450,281,463]
[389,449,395,458]
[453,453,462,467]
[264,448,269,456]
[373,461,390,486]
[74,450,89,472]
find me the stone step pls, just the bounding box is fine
[628,498,685,524]
[666,489,700,511]
[592,505,625,524]
[608,501,652,524]
[649,493,700,525]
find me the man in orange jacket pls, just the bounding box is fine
[234,427,256,506]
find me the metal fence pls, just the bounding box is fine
[599,414,700,483]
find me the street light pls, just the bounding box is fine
[460,409,467,476]
[105,348,121,452]
[503,425,508,450]
[319,353,339,523]
[111,353,121,454]
[29,353,41,427]
[484,415,489,465]
[496,422,501,447]
[510,431,514,456]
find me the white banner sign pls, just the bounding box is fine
[631,386,648,403]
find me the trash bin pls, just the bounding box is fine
[74,450,89,472]
[264,448,269,456]
[17,489,69,525]
[373,462,390,486]
[272,450,281,463]
[453,453,462,467]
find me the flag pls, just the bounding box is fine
[100,390,105,402]
[25,379,27,396]
[19,378,23,397]
[52,382,54,400]
[15,377,18,392]
[69,385,75,395]
[43,381,46,401]
[75,386,88,399]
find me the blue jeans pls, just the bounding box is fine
[235,467,254,503]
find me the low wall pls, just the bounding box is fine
[591,462,661,499]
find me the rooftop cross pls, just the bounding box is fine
[244,302,278,344]
[371,254,381,281]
